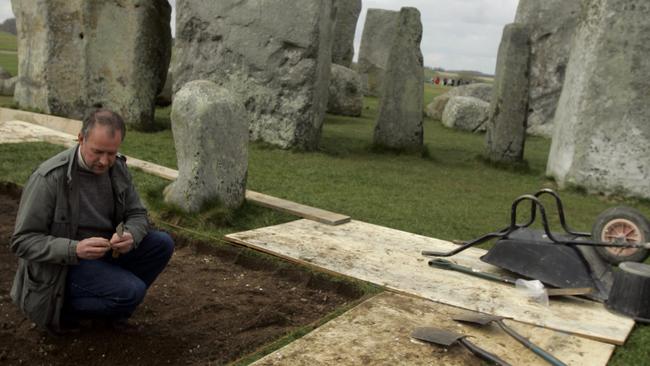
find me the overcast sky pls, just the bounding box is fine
[0,0,518,75]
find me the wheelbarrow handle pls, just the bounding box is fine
[428,258,517,285]
[459,338,512,366]
[496,320,567,366]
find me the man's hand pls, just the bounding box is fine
[110,231,134,255]
[76,237,111,259]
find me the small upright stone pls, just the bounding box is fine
[357,9,399,97]
[0,76,17,96]
[485,23,530,163]
[164,80,248,212]
[373,7,423,151]
[547,0,650,199]
[331,0,362,67]
[327,64,363,117]
[0,66,11,80]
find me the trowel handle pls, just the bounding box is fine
[459,338,512,366]
[497,321,567,366]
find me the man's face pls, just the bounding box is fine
[78,124,123,175]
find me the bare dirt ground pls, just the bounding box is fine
[0,182,362,365]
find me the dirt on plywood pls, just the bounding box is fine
[0,182,363,365]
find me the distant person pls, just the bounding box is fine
[443,78,448,86]
[10,108,174,335]
[434,77,440,85]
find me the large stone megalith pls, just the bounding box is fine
[357,9,399,97]
[373,7,423,151]
[547,0,650,199]
[515,0,581,137]
[485,24,530,163]
[332,0,362,67]
[174,0,335,150]
[164,80,248,212]
[11,0,171,128]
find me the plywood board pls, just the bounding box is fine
[226,219,635,345]
[252,292,614,366]
[245,190,350,225]
[0,108,82,136]
[0,118,348,225]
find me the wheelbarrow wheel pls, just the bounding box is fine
[592,206,650,265]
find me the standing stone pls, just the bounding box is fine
[11,0,171,128]
[373,7,423,151]
[547,0,650,199]
[442,96,490,132]
[425,83,493,120]
[164,80,248,212]
[156,68,173,106]
[515,0,581,137]
[357,9,399,97]
[485,24,530,163]
[327,64,363,117]
[174,0,334,150]
[332,0,362,67]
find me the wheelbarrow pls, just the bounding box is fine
[422,189,650,302]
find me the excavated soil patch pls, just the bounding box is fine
[0,182,362,365]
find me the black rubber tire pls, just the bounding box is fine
[591,206,650,264]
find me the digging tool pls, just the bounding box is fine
[453,312,566,366]
[428,258,593,297]
[113,222,124,258]
[411,327,512,366]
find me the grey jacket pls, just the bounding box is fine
[10,145,149,332]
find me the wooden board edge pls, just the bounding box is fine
[245,190,351,225]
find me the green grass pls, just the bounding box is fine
[0,31,17,76]
[0,31,17,52]
[1,92,649,365]
[0,52,17,76]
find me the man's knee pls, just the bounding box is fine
[141,230,174,258]
[116,278,147,308]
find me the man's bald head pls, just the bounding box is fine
[81,109,126,142]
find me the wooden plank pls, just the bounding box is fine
[225,219,635,345]
[0,118,348,225]
[0,107,82,136]
[245,190,350,225]
[252,292,615,366]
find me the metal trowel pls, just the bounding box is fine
[410,326,511,366]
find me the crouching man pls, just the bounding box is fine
[10,109,174,334]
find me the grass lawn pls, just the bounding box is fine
[0,65,648,364]
[0,31,17,76]
[0,31,17,52]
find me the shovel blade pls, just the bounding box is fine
[411,327,465,346]
[453,312,504,326]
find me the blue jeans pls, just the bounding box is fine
[63,231,174,322]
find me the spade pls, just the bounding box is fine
[453,312,566,366]
[411,327,512,366]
